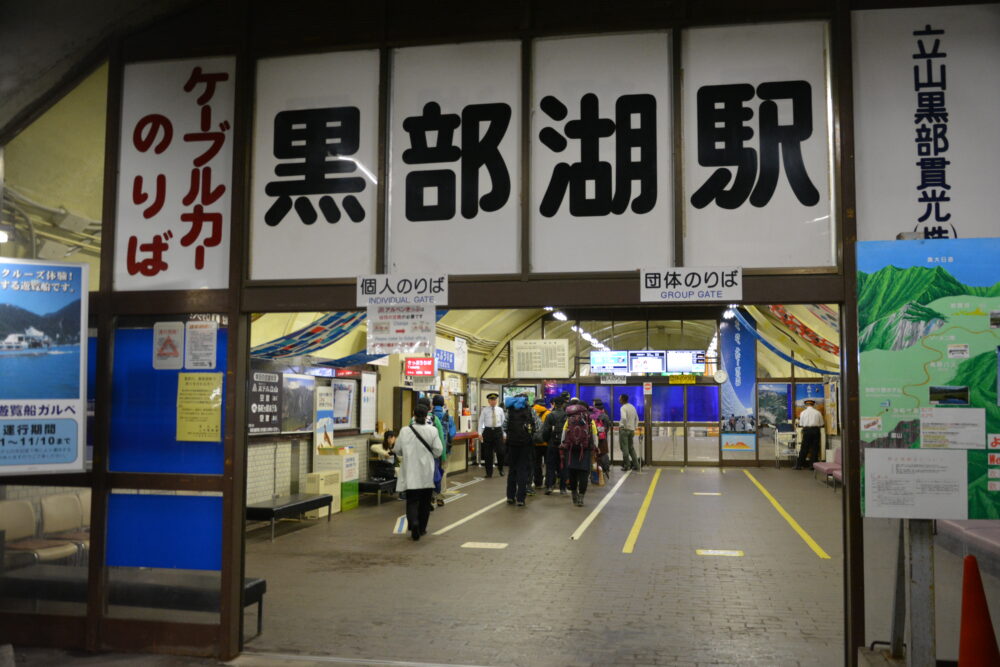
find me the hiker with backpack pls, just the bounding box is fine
[504,394,542,506]
[591,398,612,481]
[541,395,569,495]
[431,394,456,506]
[530,398,551,491]
[560,398,598,507]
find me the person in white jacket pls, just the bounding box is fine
[394,404,443,541]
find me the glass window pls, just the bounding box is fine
[2,64,107,291]
[651,385,684,421]
[687,385,719,422]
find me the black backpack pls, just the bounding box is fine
[544,410,568,447]
[505,406,535,446]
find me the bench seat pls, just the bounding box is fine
[0,564,266,640]
[246,493,332,541]
[358,479,396,505]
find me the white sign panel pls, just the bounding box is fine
[250,50,380,279]
[366,304,436,355]
[114,57,235,290]
[530,32,674,273]
[682,22,834,269]
[356,273,447,306]
[854,5,1000,241]
[453,337,468,374]
[640,267,742,302]
[184,320,218,370]
[920,407,985,449]
[388,41,521,275]
[865,448,968,519]
[360,371,377,433]
[510,339,570,378]
[153,321,185,370]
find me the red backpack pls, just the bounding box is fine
[561,411,591,454]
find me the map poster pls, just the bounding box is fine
[857,238,1000,519]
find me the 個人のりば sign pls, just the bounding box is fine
[356,273,448,307]
[640,267,742,303]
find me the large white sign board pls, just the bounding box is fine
[854,5,1000,241]
[511,339,570,378]
[530,32,674,273]
[640,267,742,302]
[114,57,235,290]
[251,50,380,279]
[388,41,521,275]
[865,448,968,519]
[682,22,834,269]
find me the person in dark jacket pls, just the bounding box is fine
[560,399,598,506]
[504,394,542,506]
[541,396,569,495]
[591,398,612,480]
[530,398,551,491]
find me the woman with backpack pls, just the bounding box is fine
[560,399,598,507]
[395,403,443,541]
[590,399,612,481]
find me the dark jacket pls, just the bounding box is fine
[541,407,568,447]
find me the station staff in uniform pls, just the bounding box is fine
[478,393,506,477]
[794,399,825,470]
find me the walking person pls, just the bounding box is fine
[560,398,597,507]
[531,398,551,490]
[618,393,640,471]
[395,403,443,541]
[591,398,612,480]
[541,395,569,495]
[504,394,541,506]
[794,399,825,470]
[431,394,456,506]
[478,393,506,477]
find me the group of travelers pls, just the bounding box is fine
[374,390,642,542]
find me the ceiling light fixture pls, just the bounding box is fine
[552,311,568,321]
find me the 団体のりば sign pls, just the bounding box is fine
[640,267,742,303]
[0,258,88,475]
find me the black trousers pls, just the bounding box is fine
[505,446,531,502]
[481,427,505,476]
[545,445,567,490]
[532,446,547,487]
[405,488,433,535]
[796,426,821,468]
[567,468,589,495]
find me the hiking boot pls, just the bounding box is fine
[498,469,505,476]
[577,493,585,507]
[526,488,535,496]
[544,487,553,495]
[571,490,579,504]
[516,500,525,507]
[506,498,515,505]
[559,489,568,496]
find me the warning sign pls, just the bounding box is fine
[153,322,185,370]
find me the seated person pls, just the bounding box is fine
[371,430,397,462]
[370,431,400,484]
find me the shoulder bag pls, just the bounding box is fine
[409,425,442,485]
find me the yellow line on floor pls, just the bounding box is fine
[432,498,507,536]
[743,470,831,559]
[622,468,661,554]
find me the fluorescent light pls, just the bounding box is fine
[544,306,554,311]
[552,311,568,321]
[0,230,8,243]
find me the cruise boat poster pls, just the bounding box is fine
[0,258,88,474]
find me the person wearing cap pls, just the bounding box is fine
[478,392,506,477]
[794,399,825,470]
[541,395,569,495]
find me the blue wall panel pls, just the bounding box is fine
[106,493,222,570]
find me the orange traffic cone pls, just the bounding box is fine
[959,555,1000,666]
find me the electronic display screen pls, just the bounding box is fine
[627,350,666,374]
[666,350,706,374]
[590,350,628,374]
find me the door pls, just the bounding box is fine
[648,384,720,465]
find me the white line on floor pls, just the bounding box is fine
[441,492,467,504]
[570,470,631,541]
[236,650,491,667]
[448,477,485,490]
[394,515,407,534]
[461,541,507,549]
[432,498,507,536]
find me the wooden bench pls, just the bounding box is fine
[246,493,333,542]
[0,564,267,640]
[358,478,396,505]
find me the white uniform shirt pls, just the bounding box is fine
[798,405,825,428]
[478,405,505,429]
[619,402,639,431]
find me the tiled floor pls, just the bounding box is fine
[11,465,999,666]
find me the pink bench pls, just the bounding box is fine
[812,447,841,489]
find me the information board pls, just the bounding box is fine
[628,350,666,374]
[858,238,1000,519]
[590,350,628,374]
[511,339,569,378]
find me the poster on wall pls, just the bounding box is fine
[360,371,377,433]
[0,259,88,475]
[153,321,184,370]
[114,57,235,291]
[794,383,825,423]
[281,373,315,434]
[503,385,537,404]
[176,372,223,442]
[250,50,379,279]
[332,380,358,431]
[248,369,282,435]
[824,380,840,436]
[388,41,521,275]
[314,386,334,449]
[722,433,757,452]
[758,383,791,428]
[682,21,834,269]
[720,314,757,432]
[366,305,436,355]
[530,32,674,273]
[511,339,569,378]
[858,238,1000,519]
[853,5,1000,241]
